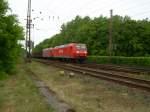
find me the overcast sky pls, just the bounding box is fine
[7,0,150,45]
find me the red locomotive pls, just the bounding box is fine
[33,43,88,62]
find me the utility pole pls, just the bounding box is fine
[25,18,28,56]
[109,9,113,63]
[26,0,32,62]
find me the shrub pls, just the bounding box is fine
[87,56,150,67]
[0,0,24,75]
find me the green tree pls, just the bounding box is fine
[0,0,24,74]
[33,15,150,57]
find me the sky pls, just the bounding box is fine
[7,0,150,45]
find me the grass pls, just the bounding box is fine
[0,63,55,112]
[0,72,8,80]
[29,61,150,112]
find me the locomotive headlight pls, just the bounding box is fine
[84,51,87,54]
[76,51,79,53]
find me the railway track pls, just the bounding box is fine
[32,58,150,74]
[34,59,150,92]
[76,62,150,74]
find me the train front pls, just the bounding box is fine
[75,43,87,62]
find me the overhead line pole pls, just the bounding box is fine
[25,18,28,57]
[28,0,31,62]
[109,9,113,63]
[25,0,29,58]
[26,0,32,62]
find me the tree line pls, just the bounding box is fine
[0,0,24,74]
[33,15,150,57]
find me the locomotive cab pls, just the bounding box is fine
[75,44,87,56]
[74,44,87,62]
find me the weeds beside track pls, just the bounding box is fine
[33,59,150,92]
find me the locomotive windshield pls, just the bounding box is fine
[76,44,87,50]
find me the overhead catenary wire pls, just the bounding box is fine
[33,0,150,23]
[117,1,150,12]
[85,0,129,15]
[131,10,150,18]
[29,0,150,45]
[71,0,150,19]
[31,0,150,22]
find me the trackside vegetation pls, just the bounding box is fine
[0,0,24,75]
[33,15,150,66]
[0,63,55,112]
[87,56,150,67]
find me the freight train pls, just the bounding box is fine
[32,43,88,62]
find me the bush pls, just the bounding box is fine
[87,56,150,67]
[0,0,24,75]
